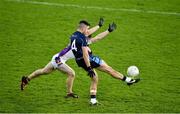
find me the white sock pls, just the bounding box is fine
[90,98,97,104]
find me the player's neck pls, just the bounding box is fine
[77,29,84,34]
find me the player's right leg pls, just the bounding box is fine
[89,69,98,105]
[28,62,54,80]
[75,59,99,104]
[57,63,78,98]
[21,62,54,90]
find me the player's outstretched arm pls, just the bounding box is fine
[90,30,109,43]
[87,26,99,36]
[89,22,117,43]
[87,18,104,35]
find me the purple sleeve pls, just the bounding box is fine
[58,45,71,57]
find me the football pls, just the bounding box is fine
[127,66,139,77]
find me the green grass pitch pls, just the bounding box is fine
[0,0,180,113]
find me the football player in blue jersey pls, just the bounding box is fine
[20,18,105,98]
[70,20,140,105]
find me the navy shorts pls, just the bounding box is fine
[76,55,102,71]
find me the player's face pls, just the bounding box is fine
[84,26,90,36]
[82,25,89,34]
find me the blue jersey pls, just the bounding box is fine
[70,31,87,59]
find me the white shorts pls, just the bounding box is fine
[51,49,75,69]
[51,54,65,69]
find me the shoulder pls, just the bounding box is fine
[81,34,86,39]
[74,31,86,38]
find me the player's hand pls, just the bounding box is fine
[108,22,117,32]
[55,57,62,66]
[98,17,104,27]
[87,66,95,77]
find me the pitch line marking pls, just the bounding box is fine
[5,0,180,16]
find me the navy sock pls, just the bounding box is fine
[122,76,126,81]
[91,95,96,98]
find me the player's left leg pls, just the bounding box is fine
[96,60,140,85]
[89,55,124,80]
[56,63,78,98]
[97,60,124,80]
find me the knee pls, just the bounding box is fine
[41,68,49,74]
[67,70,75,78]
[92,76,98,83]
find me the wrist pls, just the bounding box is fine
[87,66,92,70]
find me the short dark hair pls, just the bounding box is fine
[79,20,90,26]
